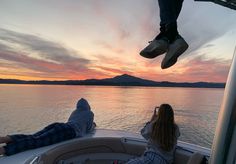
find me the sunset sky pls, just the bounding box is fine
[0,0,236,82]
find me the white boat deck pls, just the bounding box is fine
[0,129,210,164]
[0,129,141,164]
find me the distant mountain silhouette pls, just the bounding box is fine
[102,74,158,86]
[0,74,225,88]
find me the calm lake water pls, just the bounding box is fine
[0,84,224,149]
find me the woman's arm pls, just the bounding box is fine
[141,107,159,140]
[141,121,153,140]
[150,107,158,122]
[141,108,158,140]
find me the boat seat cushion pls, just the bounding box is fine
[187,152,205,164]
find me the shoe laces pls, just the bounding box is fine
[148,37,169,44]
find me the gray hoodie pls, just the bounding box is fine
[67,98,94,137]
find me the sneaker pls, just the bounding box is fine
[140,38,169,59]
[161,36,188,69]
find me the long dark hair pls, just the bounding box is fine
[150,104,177,151]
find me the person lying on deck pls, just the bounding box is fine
[0,98,95,156]
[126,104,180,164]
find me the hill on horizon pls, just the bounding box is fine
[0,74,225,88]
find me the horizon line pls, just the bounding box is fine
[0,74,226,84]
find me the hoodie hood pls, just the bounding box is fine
[76,98,91,111]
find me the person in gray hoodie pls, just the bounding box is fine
[67,98,95,137]
[0,98,95,156]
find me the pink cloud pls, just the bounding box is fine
[137,56,230,83]
[179,57,230,82]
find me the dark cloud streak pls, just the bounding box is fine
[0,28,98,79]
[0,28,89,64]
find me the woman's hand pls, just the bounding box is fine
[150,106,159,122]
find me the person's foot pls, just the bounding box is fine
[161,35,188,69]
[140,35,169,59]
[0,147,5,155]
[0,137,5,144]
[0,136,12,144]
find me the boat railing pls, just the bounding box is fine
[210,47,236,164]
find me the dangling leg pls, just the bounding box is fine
[158,0,184,43]
[158,0,182,25]
[160,0,189,69]
[140,0,183,59]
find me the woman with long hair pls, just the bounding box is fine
[127,104,180,164]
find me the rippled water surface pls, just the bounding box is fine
[0,84,224,148]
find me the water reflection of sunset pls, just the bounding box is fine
[0,85,222,148]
